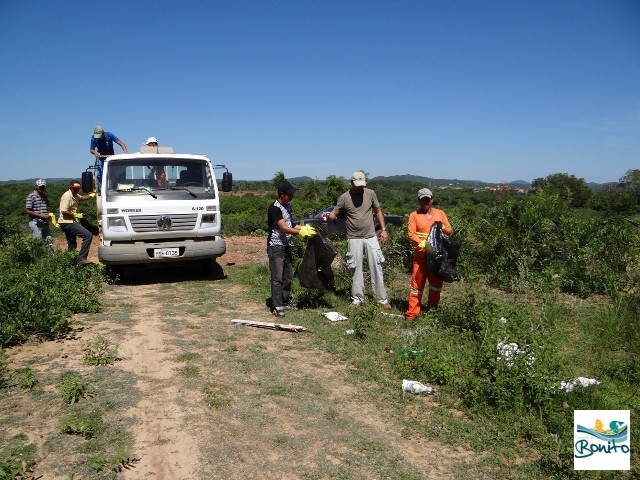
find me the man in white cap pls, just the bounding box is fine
[322,171,391,309]
[145,137,159,147]
[89,125,128,192]
[24,178,53,251]
[404,188,452,324]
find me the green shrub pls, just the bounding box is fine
[60,410,105,439]
[82,335,119,366]
[12,367,36,389]
[457,194,640,296]
[0,349,8,384]
[0,216,21,245]
[0,225,107,347]
[0,434,36,480]
[60,371,90,404]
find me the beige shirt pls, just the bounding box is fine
[334,188,380,239]
[58,190,79,224]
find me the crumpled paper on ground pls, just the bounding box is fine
[323,312,348,322]
[560,377,600,393]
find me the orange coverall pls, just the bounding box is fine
[405,208,452,320]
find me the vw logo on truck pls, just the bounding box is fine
[157,215,172,231]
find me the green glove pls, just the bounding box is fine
[74,212,84,219]
[418,239,427,250]
[87,192,96,198]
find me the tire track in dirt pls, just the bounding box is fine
[117,284,202,479]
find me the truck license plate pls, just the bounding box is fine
[154,248,180,258]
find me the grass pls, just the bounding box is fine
[1,245,638,478]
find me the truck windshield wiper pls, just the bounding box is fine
[114,186,157,199]
[169,186,197,198]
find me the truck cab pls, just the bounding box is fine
[83,146,232,272]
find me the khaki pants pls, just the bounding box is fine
[346,237,388,304]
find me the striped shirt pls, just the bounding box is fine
[267,200,293,247]
[25,191,50,220]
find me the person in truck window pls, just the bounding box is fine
[145,137,158,147]
[25,178,53,251]
[156,171,167,187]
[404,188,453,325]
[177,165,202,186]
[90,125,128,192]
[58,180,96,265]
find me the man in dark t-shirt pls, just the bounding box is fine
[267,180,302,317]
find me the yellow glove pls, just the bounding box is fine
[49,212,59,228]
[87,192,96,198]
[418,239,427,250]
[74,212,84,219]
[298,225,317,239]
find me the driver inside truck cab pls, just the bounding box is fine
[177,165,202,186]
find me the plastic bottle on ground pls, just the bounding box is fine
[402,379,436,395]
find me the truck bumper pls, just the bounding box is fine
[99,237,226,265]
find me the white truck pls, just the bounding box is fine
[81,146,232,274]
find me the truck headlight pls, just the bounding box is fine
[201,214,216,224]
[107,217,128,231]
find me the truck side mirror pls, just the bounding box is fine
[221,172,233,192]
[81,171,94,193]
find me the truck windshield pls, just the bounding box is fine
[105,159,215,198]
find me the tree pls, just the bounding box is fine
[271,171,286,188]
[298,179,323,202]
[322,175,349,205]
[531,173,592,208]
[620,169,640,192]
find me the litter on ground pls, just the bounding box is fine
[560,377,600,392]
[323,311,348,322]
[231,319,306,332]
[496,341,536,368]
[402,379,436,395]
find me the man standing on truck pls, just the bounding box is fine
[322,171,391,309]
[24,178,53,252]
[90,125,128,192]
[58,180,96,265]
[267,180,302,318]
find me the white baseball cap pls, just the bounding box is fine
[351,171,366,187]
[418,188,433,199]
[145,137,158,145]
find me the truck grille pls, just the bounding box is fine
[129,214,198,232]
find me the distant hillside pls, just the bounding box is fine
[2,176,612,192]
[370,174,532,189]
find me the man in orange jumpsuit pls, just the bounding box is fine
[405,188,452,324]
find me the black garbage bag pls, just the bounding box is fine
[297,228,337,293]
[80,217,99,236]
[426,221,461,283]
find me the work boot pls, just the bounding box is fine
[271,308,285,318]
[78,259,92,266]
[283,303,298,311]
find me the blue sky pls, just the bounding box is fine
[1,0,638,184]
